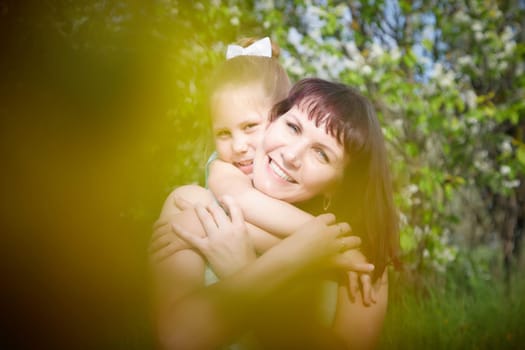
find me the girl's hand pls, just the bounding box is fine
[173,196,257,279]
[150,190,214,263]
[335,249,376,306]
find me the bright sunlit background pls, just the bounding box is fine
[1,1,524,349]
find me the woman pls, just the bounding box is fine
[153,78,400,349]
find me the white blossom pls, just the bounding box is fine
[474,150,491,172]
[419,55,432,67]
[288,27,303,46]
[254,0,274,11]
[458,55,473,67]
[500,139,512,154]
[431,63,455,88]
[368,42,384,61]
[454,10,470,23]
[500,165,511,175]
[504,41,516,55]
[344,41,363,63]
[464,90,477,109]
[303,5,326,33]
[389,46,401,61]
[474,31,484,41]
[283,55,305,76]
[498,61,508,72]
[472,21,483,32]
[393,118,404,130]
[501,26,514,43]
[344,59,359,71]
[287,27,306,55]
[503,179,520,189]
[441,247,457,263]
[407,184,419,195]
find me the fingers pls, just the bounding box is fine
[152,219,170,232]
[370,282,378,304]
[149,233,172,254]
[360,274,373,306]
[316,212,336,225]
[150,244,179,263]
[335,222,352,237]
[194,205,219,238]
[207,201,230,229]
[338,236,361,251]
[149,223,180,254]
[336,249,374,271]
[220,195,245,228]
[172,222,205,251]
[348,271,359,302]
[173,194,193,210]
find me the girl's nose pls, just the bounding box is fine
[232,135,248,153]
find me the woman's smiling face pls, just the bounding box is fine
[252,105,348,203]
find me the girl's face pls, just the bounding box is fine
[252,105,348,203]
[211,85,271,176]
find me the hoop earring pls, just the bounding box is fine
[323,196,332,211]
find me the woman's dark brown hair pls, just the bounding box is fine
[269,78,401,280]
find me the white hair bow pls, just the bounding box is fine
[226,37,272,59]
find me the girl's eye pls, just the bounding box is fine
[216,130,231,138]
[287,122,300,134]
[244,123,260,132]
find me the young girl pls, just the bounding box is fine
[152,36,293,255]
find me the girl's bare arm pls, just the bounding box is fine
[208,159,315,237]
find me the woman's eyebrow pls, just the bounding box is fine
[287,113,303,128]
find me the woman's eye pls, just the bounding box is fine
[287,122,300,134]
[315,148,329,163]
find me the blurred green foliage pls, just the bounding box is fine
[33,0,522,287]
[119,0,524,292]
[2,0,524,347]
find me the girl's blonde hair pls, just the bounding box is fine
[208,37,291,110]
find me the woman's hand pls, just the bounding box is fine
[275,214,376,304]
[275,213,362,273]
[173,196,257,279]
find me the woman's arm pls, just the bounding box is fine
[331,270,389,350]
[208,159,315,237]
[155,210,361,350]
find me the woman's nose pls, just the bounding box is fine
[282,145,303,169]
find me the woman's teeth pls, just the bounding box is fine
[269,160,296,183]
